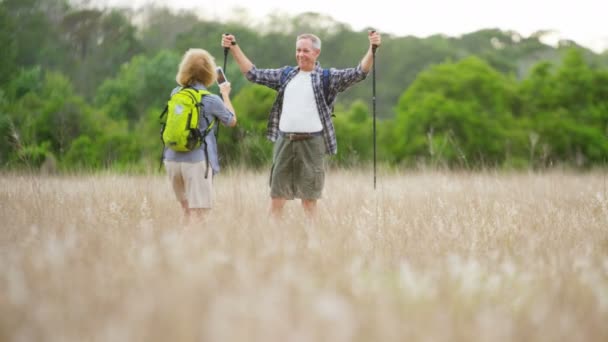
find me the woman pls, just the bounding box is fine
[163,48,237,224]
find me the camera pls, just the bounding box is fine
[216,67,228,85]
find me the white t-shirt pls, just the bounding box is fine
[279,71,323,133]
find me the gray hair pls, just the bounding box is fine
[296,33,322,50]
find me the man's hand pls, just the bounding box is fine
[220,33,255,75]
[360,31,382,73]
[222,34,236,49]
[368,30,381,49]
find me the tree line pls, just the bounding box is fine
[0,0,606,172]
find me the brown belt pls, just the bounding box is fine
[279,131,323,141]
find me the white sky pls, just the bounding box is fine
[100,0,607,53]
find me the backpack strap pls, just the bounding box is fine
[321,68,330,102]
[159,105,168,120]
[195,88,216,179]
[280,66,295,86]
[195,89,216,135]
[159,86,195,121]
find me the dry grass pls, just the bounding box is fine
[1,170,607,342]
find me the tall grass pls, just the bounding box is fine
[1,170,607,341]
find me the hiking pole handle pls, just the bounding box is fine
[371,30,378,54]
[219,33,235,143]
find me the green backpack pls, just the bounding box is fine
[159,87,215,152]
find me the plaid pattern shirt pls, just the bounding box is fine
[245,62,367,155]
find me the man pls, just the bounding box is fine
[221,31,381,218]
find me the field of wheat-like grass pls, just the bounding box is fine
[1,170,607,341]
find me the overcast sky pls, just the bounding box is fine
[100,0,607,53]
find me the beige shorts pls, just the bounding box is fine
[164,161,213,209]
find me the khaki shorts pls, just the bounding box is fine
[164,161,213,209]
[270,135,326,200]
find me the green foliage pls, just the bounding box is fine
[63,135,99,168]
[1,67,124,169]
[63,121,141,169]
[95,50,180,123]
[139,7,201,55]
[333,101,373,166]
[0,0,67,69]
[393,57,522,168]
[16,141,54,169]
[0,111,15,166]
[7,70,95,154]
[221,84,277,168]
[517,49,608,166]
[61,8,142,96]
[527,110,608,167]
[0,5,17,87]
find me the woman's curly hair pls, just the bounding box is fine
[176,48,217,87]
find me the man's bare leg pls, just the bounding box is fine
[301,199,320,248]
[301,199,318,220]
[271,197,287,220]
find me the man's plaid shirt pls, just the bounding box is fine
[245,62,367,155]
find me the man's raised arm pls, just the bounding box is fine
[360,31,382,73]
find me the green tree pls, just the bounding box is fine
[518,49,608,166]
[138,6,201,55]
[1,0,68,70]
[61,8,142,96]
[392,57,522,168]
[333,100,373,166]
[0,5,17,87]
[95,50,180,124]
[2,68,106,168]
[553,49,595,114]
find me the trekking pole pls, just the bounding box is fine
[217,33,231,141]
[371,30,378,190]
[223,33,229,71]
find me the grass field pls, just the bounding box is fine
[1,170,607,341]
